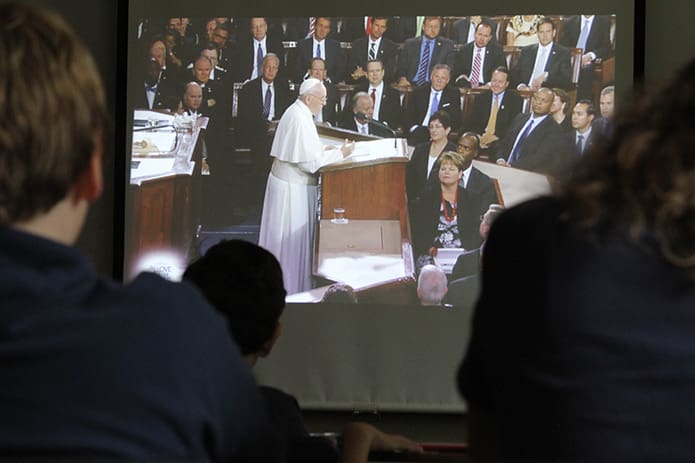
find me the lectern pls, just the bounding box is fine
[314,126,416,304]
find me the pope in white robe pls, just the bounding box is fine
[258,78,354,294]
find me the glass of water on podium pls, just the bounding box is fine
[331,207,348,224]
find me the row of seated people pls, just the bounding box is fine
[134,14,613,119]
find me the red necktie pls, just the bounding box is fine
[370,88,376,106]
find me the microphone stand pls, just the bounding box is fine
[355,112,398,150]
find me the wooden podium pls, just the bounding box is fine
[314,126,416,304]
[125,114,206,280]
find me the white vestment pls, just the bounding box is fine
[258,99,343,294]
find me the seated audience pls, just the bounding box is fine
[295,17,345,83]
[505,14,542,47]
[405,64,461,146]
[456,132,499,217]
[453,22,506,88]
[550,87,572,132]
[179,81,203,116]
[321,283,359,304]
[459,57,695,461]
[307,57,340,126]
[558,15,613,100]
[357,59,402,132]
[348,17,398,85]
[512,17,571,91]
[397,16,455,88]
[406,111,458,203]
[494,87,571,175]
[452,16,498,45]
[417,264,449,306]
[184,240,423,463]
[339,92,393,137]
[411,152,483,269]
[465,67,522,149]
[569,99,597,157]
[232,17,284,83]
[593,84,615,137]
[0,5,275,460]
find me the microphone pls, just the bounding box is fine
[355,112,397,141]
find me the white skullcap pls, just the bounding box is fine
[299,77,322,96]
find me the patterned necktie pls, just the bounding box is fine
[415,39,431,86]
[484,93,499,135]
[577,18,590,51]
[315,42,321,58]
[370,88,376,106]
[368,42,376,60]
[470,48,482,88]
[508,118,535,163]
[256,43,263,77]
[308,17,316,38]
[576,134,584,154]
[262,85,272,120]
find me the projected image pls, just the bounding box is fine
[125,14,617,304]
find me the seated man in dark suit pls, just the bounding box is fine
[237,53,292,192]
[339,92,393,137]
[569,99,597,157]
[198,43,227,82]
[465,67,523,149]
[307,57,340,126]
[295,17,345,83]
[593,84,615,137]
[452,16,498,45]
[358,59,402,132]
[405,64,462,146]
[348,17,398,85]
[512,17,571,91]
[558,15,612,100]
[191,55,228,121]
[494,87,571,175]
[396,16,455,88]
[179,81,203,116]
[454,22,506,88]
[232,17,284,83]
[184,240,424,463]
[456,132,498,217]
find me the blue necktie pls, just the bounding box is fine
[576,134,584,155]
[577,18,590,51]
[315,42,321,58]
[429,91,440,118]
[414,39,431,86]
[262,85,272,120]
[256,43,263,77]
[508,118,535,163]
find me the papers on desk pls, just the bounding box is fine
[132,132,177,156]
[433,248,465,274]
[348,138,408,161]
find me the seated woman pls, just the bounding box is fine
[505,15,542,47]
[406,110,458,203]
[550,87,572,132]
[411,151,483,270]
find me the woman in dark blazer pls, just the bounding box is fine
[411,151,483,266]
[406,110,457,203]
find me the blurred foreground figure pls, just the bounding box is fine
[459,58,695,461]
[0,5,274,460]
[185,240,423,463]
